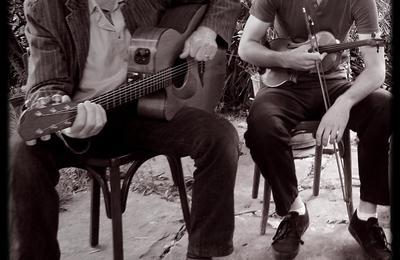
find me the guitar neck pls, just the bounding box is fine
[318,39,379,54]
[91,68,174,111]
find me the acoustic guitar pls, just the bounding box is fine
[261,31,386,88]
[18,3,222,143]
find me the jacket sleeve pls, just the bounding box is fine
[23,0,73,109]
[162,0,241,48]
[199,0,241,48]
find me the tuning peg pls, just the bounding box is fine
[52,94,63,104]
[38,96,51,107]
[25,139,37,146]
[40,135,51,141]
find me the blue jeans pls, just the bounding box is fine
[9,106,239,259]
[245,77,392,216]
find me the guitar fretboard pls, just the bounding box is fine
[90,61,192,111]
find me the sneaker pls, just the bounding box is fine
[348,210,392,260]
[272,205,309,259]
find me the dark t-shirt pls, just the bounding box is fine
[250,0,379,42]
[250,0,380,77]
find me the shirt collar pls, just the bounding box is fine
[88,0,123,14]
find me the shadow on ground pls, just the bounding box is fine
[58,116,390,260]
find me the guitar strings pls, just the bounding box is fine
[38,59,199,133]
[92,59,197,106]
[47,59,196,115]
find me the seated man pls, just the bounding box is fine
[238,0,391,259]
[9,0,241,259]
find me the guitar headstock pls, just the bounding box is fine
[18,101,77,143]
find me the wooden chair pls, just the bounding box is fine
[251,120,354,235]
[78,152,191,260]
[12,45,192,260]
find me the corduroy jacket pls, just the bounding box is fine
[23,0,240,106]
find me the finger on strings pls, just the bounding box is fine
[62,102,86,137]
[196,47,208,61]
[179,41,190,59]
[92,105,104,136]
[189,43,201,58]
[99,104,107,126]
[79,101,97,137]
[62,95,72,103]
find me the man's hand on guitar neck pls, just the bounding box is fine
[180,26,217,61]
[61,95,107,139]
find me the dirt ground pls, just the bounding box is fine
[57,116,391,260]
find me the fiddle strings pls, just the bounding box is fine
[318,40,372,53]
[40,59,198,133]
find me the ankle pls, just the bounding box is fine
[357,209,378,221]
[289,197,306,215]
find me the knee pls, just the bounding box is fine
[210,118,240,155]
[196,117,240,160]
[9,132,59,187]
[363,89,392,127]
[245,112,289,150]
[9,132,31,171]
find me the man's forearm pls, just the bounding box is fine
[334,66,385,108]
[238,40,288,68]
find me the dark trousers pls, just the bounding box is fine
[9,106,239,259]
[244,77,392,216]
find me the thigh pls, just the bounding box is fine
[325,80,392,132]
[93,106,237,157]
[249,84,316,130]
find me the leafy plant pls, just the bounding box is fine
[221,0,393,113]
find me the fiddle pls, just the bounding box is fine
[261,30,385,87]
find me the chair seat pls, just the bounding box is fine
[252,121,354,235]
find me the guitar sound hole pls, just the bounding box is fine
[171,58,187,88]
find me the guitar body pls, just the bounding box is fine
[129,3,215,120]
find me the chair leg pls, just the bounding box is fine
[343,130,354,221]
[260,180,271,235]
[109,163,124,260]
[167,156,191,234]
[90,178,100,247]
[388,135,392,196]
[252,164,261,199]
[313,145,323,196]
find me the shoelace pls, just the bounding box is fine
[272,213,304,245]
[369,223,391,251]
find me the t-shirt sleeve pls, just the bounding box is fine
[352,0,380,34]
[249,0,277,23]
